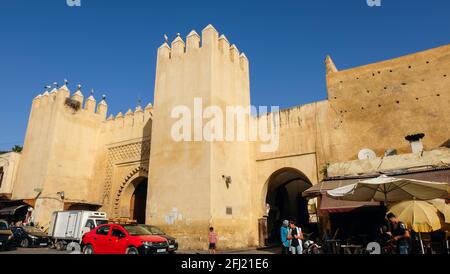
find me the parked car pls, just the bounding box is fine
[82,224,169,254]
[11,226,50,248]
[0,220,13,250]
[142,225,178,253]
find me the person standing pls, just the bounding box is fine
[208,227,218,254]
[280,220,290,254]
[386,213,410,254]
[289,220,304,254]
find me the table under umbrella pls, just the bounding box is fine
[327,175,449,254]
[389,200,444,254]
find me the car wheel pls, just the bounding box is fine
[83,244,94,255]
[126,246,139,255]
[20,239,29,248]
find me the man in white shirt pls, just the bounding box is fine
[288,219,304,254]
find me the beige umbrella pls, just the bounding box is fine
[389,200,443,254]
[427,199,450,223]
[327,175,449,203]
[389,200,442,233]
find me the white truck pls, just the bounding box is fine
[48,211,108,251]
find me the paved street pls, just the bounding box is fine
[1,247,70,254]
[178,247,278,254]
[1,247,278,255]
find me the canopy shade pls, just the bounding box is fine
[327,175,449,203]
[389,200,443,233]
[303,179,359,197]
[0,204,28,216]
[427,199,450,223]
[319,195,380,213]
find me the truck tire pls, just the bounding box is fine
[66,242,81,252]
[83,244,94,255]
[55,241,66,251]
[21,239,29,248]
[126,246,139,255]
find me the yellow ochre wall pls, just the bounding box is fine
[147,25,254,249]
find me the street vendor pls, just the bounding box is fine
[386,213,410,254]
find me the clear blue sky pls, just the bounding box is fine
[1,0,450,150]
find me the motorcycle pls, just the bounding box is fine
[303,233,323,254]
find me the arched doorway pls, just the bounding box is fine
[129,178,148,224]
[115,170,149,224]
[264,168,313,245]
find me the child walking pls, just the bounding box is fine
[208,227,218,254]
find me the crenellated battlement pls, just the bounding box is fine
[105,103,153,130]
[31,84,109,120]
[157,24,249,72]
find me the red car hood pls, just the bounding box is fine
[133,235,167,242]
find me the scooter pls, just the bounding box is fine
[303,233,323,254]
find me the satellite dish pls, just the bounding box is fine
[366,242,381,254]
[358,148,376,160]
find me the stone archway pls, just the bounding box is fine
[113,166,148,222]
[129,178,148,224]
[261,167,313,244]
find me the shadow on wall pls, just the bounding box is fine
[141,118,152,161]
[441,139,450,148]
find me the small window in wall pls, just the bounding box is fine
[0,167,4,189]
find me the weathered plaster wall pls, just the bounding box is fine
[250,44,450,234]
[96,105,152,215]
[0,152,21,196]
[326,44,450,163]
[327,147,450,178]
[12,84,153,227]
[253,44,450,202]
[12,86,108,226]
[147,26,255,249]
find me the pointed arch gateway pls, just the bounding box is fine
[113,166,149,224]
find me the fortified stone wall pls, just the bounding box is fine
[326,44,450,163]
[148,25,256,249]
[252,103,328,218]
[12,84,153,227]
[251,44,450,221]
[0,152,21,197]
[7,25,450,248]
[96,105,153,216]
[12,85,108,225]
